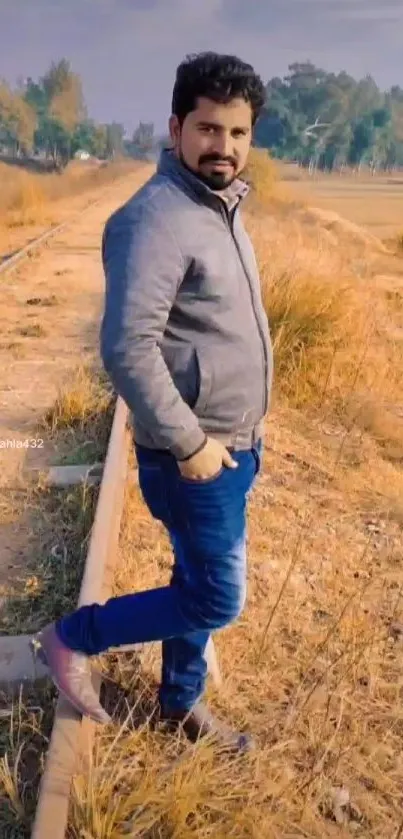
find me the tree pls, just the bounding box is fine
[254,62,403,171]
[0,81,37,154]
[38,60,86,167]
[24,78,47,119]
[3,57,403,173]
[1,61,116,166]
[128,121,155,159]
[92,125,109,158]
[105,122,125,159]
[72,120,108,158]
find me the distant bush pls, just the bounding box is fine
[243,147,278,205]
[0,158,141,230]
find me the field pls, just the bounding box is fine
[1,152,403,838]
[280,162,403,241]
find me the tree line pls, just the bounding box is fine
[1,58,403,172]
[254,62,403,172]
[0,59,148,170]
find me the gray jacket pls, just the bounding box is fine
[100,148,273,460]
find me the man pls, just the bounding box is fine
[32,51,273,753]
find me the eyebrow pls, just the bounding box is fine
[196,120,249,132]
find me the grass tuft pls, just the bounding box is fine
[41,363,115,436]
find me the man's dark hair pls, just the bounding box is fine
[172,52,266,127]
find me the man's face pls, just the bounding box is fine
[169,96,253,191]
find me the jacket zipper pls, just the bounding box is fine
[223,205,269,416]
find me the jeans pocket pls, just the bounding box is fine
[138,463,171,525]
[178,466,225,486]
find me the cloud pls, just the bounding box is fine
[318,0,403,21]
[220,0,403,30]
[0,0,401,133]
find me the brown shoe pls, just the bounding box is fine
[30,623,111,725]
[160,701,254,753]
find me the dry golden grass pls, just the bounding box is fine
[1,153,403,837]
[0,157,141,247]
[0,366,115,836]
[0,167,50,228]
[245,183,403,462]
[288,169,403,241]
[0,468,99,836]
[66,414,403,837]
[243,146,279,206]
[41,363,115,436]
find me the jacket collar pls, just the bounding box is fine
[157,147,250,212]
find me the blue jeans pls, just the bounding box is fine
[56,440,262,711]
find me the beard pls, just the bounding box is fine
[197,167,237,190]
[179,149,238,191]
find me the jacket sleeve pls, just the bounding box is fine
[100,206,206,460]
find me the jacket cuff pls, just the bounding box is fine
[170,427,207,461]
[176,434,208,462]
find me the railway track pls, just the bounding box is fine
[0,176,221,838]
[31,394,130,839]
[0,185,124,277]
[29,396,220,839]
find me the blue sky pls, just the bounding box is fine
[0,0,402,135]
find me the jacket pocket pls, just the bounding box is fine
[160,342,196,407]
[160,341,213,415]
[193,347,213,415]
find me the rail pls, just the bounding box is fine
[30,396,220,838]
[31,395,130,839]
[0,167,148,277]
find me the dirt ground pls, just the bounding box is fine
[0,166,152,583]
[0,185,105,266]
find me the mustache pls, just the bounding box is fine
[198,154,236,167]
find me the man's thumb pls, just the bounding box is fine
[222,449,238,469]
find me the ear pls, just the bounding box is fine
[169,114,181,148]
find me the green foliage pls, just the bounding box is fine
[0,80,37,154]
[24,61,87,168]
[70,121,108,158]
[255,62,403,170]
[105,122,125,158]
[127,121,156,160]
[2,57,403,172]
[0,59,127,169]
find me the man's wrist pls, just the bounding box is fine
[176,434,208,462]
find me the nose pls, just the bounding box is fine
[213,131,234,160]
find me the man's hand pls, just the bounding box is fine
[177,436,238,481]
